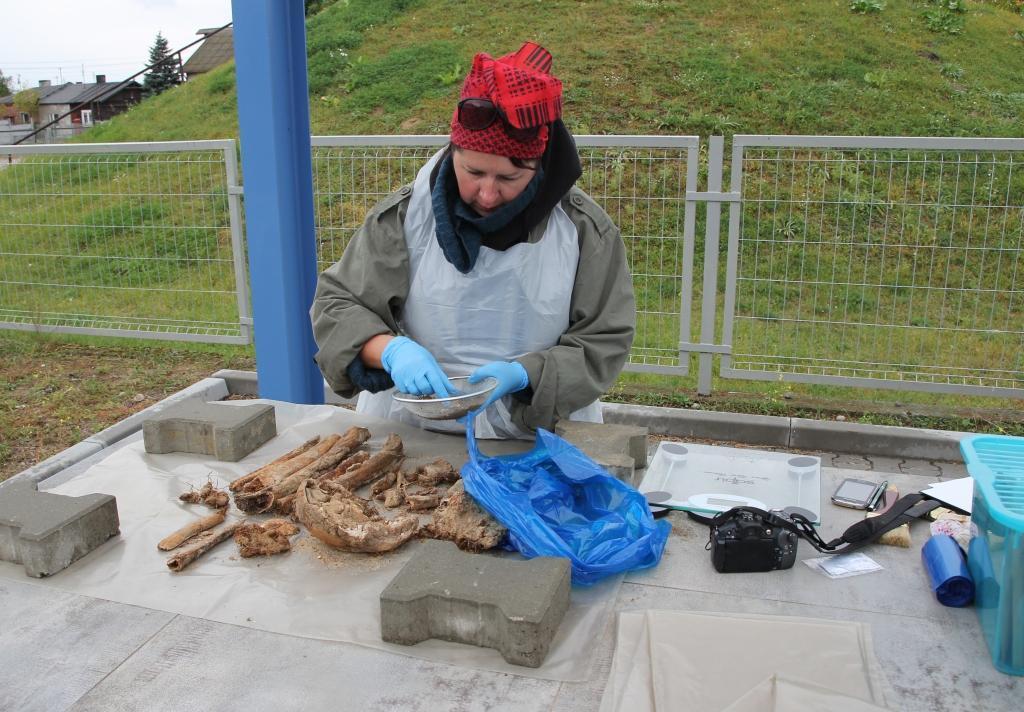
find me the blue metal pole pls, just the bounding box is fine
[231,0,323,403]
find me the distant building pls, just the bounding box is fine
[0,76,144,143]
[182,27,234,79]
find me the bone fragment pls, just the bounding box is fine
[234,429,369,514]
[232,486,275,515]
[331,433,404,491]
[273,493,297,515]
[229,435,321,491]
[294,478,419,553]
[271,434,366,498]
[370,470,397,499]
[425,481,507,552]
[408,458,459,487]
[318,450,371,483]
[179,481,229,509]
[382,469,407,509]
[239,434,343,493]
[166,522,241,571]
[234,518,300,558]
[406,491,441,511]
[158,507,228,551]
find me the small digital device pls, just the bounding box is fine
[831,478,885,510]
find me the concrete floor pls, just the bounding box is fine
[0,425,1019,711]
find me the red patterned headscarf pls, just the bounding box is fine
[449,42,563,159]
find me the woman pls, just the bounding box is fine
[310,41,634,439]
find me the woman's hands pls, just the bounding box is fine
[381,336,456,397]
[377,341,529,407]
[468,361,529,410]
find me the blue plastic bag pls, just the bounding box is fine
[460,420,670,586]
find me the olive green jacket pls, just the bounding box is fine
[310,183,635,432]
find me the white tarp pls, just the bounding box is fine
[0,400,620,682]
[599,610,890,711]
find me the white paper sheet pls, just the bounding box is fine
[921,477,973,513]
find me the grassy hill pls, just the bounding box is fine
[83,0,1024,143]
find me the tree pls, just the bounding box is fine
[0,69,12,97]
[13,88,39,116]
[143,32,182,96]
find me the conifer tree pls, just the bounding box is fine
[143,32,181,96]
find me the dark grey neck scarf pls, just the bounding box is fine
[430,153,544,274]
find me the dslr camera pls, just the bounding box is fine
[709,507,799,573]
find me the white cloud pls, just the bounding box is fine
[1,0,232,89]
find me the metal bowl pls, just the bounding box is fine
[392,376,498,420]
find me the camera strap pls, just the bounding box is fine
[816,493,945,555]
[687,493,946,555]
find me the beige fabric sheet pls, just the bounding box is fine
[599,610,890,712]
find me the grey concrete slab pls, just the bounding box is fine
[612,583,1022,712]
[833,453,874,470]
[0,578,173,712]
[899,459,943,478]
[67,615,561,712]
[934,460,970,479]
[869,455,906,474]
[381,540,571,667]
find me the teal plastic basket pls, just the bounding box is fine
[960,434,1024,676]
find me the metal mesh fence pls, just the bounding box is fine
[7,134,1020,397]
[310,137,697,371]
[724,138,1024,394]
[311,140,441,267]
[0,141,249,342]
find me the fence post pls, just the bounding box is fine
[697,136,725,395]
[223,142,252,345]
[232,0,323,403]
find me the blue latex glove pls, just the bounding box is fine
[468,361,530,411]
[381,336,456,397]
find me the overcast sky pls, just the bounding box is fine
[1,0,232,89]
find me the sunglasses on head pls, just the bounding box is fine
[457,98,542,142]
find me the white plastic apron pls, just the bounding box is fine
[357,149,602,439]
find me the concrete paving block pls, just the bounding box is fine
[380,540,571,668]
[555,419,649,468]
[142,401,276,461]
[587,452,637,486]
[0,479,119,577]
